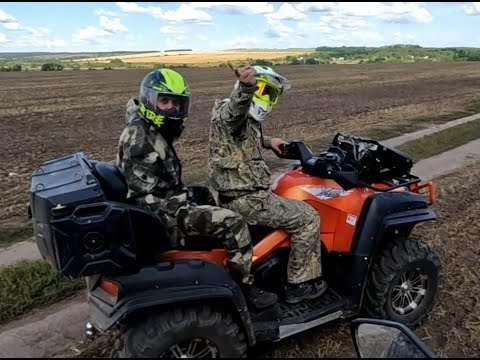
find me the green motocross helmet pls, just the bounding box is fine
[139,68,191,138]
[249,65,291,122]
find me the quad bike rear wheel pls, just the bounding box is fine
[363,237,443,327]
[111,305,247,358]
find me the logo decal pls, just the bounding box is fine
[301,186,352,200]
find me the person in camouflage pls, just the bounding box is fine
[208,63,328,304]
[116,68,278,310]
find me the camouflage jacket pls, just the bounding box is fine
[116,98,189,217]
[208,81,273,197]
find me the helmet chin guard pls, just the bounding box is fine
[248,65,290,122]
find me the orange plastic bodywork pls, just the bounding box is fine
[156,167,435,268]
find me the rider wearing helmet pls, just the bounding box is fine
[116,68,278,311]
[208,63,327,304]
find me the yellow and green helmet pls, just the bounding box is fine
[249,65,291,122]
[139,68,191,129]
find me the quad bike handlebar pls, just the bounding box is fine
[277,133,424,193]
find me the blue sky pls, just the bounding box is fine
[1,2,480,52]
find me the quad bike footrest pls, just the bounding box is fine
[253,288,346,342]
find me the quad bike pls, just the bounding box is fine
[28,132,443,358]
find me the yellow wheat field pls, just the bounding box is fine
[75,50,314,65]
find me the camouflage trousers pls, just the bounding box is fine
[220,189,322,284]
[140,185,255,286]
[176,204,254,285]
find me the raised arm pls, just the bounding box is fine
[213,63,258,135]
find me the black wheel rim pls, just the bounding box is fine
[391,267,428,315]
[160,337,220,358]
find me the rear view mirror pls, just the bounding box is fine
[351,318,436,358]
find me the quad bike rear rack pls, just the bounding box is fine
[359,175,435,206]
[359,174,421,192]
[409,179,435,206]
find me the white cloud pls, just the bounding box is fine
[99,16,128,33]
[294,2,336,13]
[94,8,120,17]
[116,2,164,19]
[190,2,274,15]
[0,11,62,49]
[265,19,295,38]
[163,4,212,24]
[0,9,15,23]
[298,21,333,34]
[3,22,20,30]
[72,15,127,44]
[72,25,110,43]
[267,3,307,21]
[116,2,212,24]
[461,2,480,15]
[338,2,433,24]
[322,15,369,29]
[291,2,433,24]
[116,2,148,14]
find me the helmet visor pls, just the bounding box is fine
[143,86,190,120]
[255,81,280,105]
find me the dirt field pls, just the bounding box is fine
[1,62,479,224]
[76,49,313,65]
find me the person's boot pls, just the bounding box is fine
[241,284,278,310]
[284,278,328,304]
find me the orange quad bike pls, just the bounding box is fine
[28,132,443,358]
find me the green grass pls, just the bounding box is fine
[0,223,34,247]
[398,117,480,161]
[0,259,85,324]
[357,99,480,141]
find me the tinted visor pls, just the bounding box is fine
[142,86,190,119]
[255,81,280,104]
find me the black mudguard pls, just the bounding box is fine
[351,191,436,257]
[87,259,256,346]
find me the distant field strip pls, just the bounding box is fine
[75,50,313,64]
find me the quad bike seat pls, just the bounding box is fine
[89,160,128,202]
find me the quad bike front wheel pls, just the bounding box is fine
[111,305,247,358]
[363,237,443,327]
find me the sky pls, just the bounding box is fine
[0,2,480,52]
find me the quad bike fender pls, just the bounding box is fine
[326,193,436,311]
[86,259,256,346]
[350,191,436,258]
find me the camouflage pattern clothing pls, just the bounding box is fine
[116,98,255,285]
[208,82,322,284]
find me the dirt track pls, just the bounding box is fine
[1,62,479,222]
